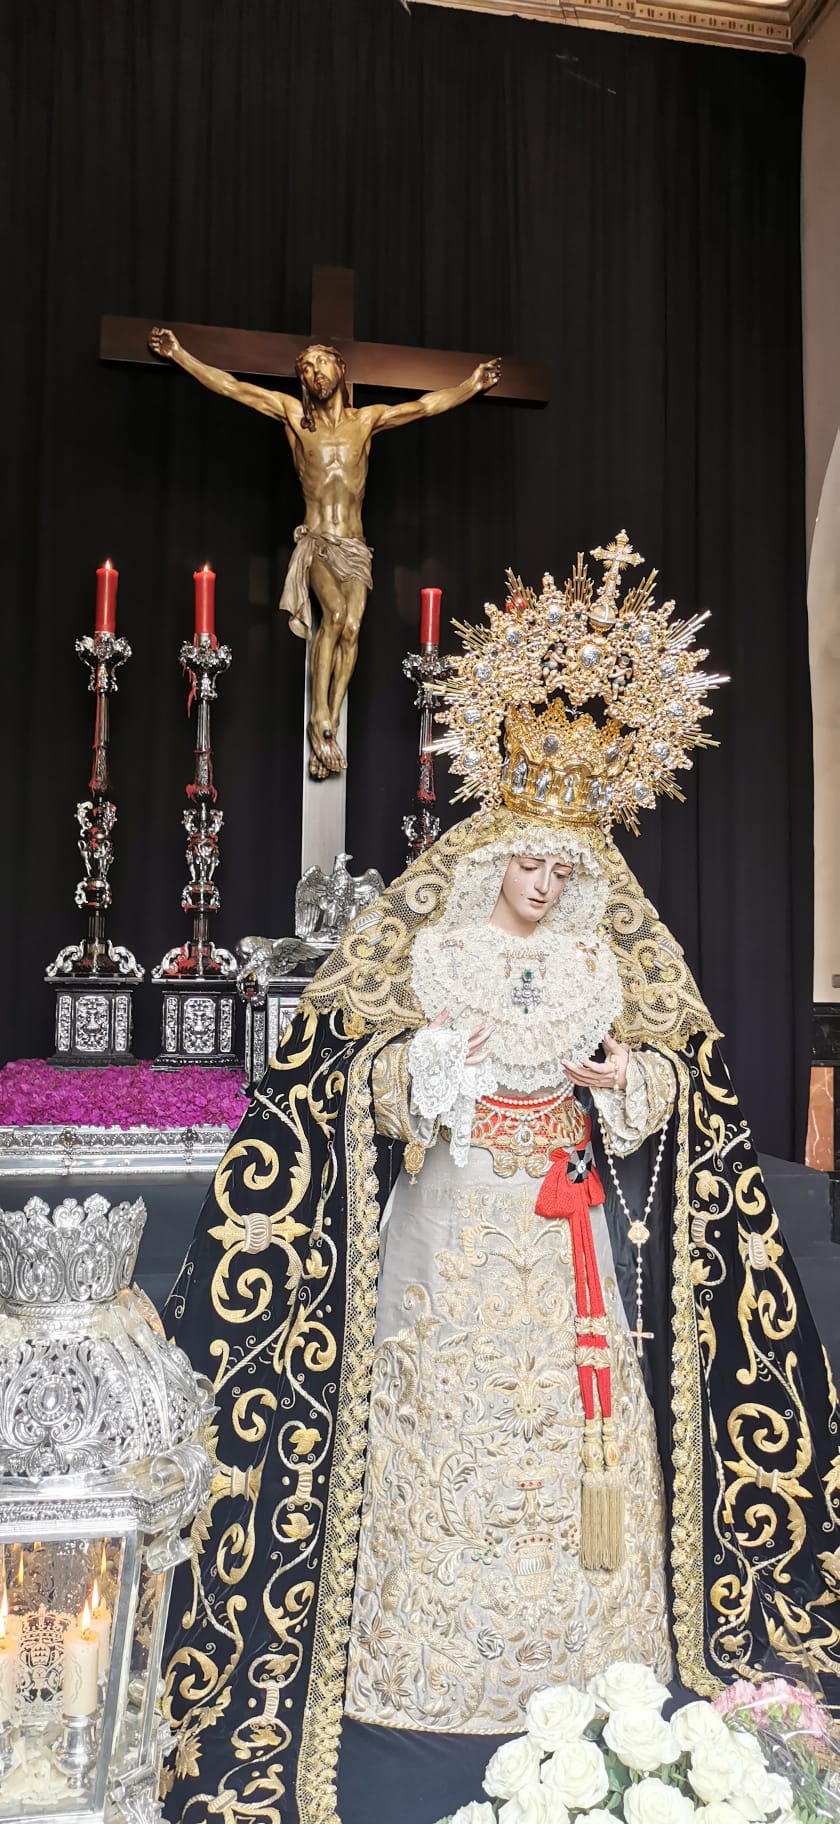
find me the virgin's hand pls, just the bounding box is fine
[563,1033,629,1092]
[427,1009,495,1065]
[466,1022,495,1065]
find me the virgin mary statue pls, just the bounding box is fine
[161,537,840,1824]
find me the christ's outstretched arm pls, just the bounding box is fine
[148,327,301,424]
[365,357,501,433]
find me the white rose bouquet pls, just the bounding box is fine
[436,1662,840,1824]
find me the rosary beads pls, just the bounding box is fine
[597,1116,668,1357]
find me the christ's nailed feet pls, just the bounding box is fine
[307,718,347,779]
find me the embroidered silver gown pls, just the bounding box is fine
[344,1050,676,1733]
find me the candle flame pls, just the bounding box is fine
[82,1599,92,1631]
[16,1555,23,1587]
[99,1543,107,1579]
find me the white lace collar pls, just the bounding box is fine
[410,918,623,1095]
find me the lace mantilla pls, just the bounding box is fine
[410,921,624,1096]
[305,806,719,1053]
[436,822,610,939]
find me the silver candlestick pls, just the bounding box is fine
[402,645,452,866]
[52,1710,99,1788]
[153,635,238,1066]
[46,630,144,1065]
[0,1717,14,1780]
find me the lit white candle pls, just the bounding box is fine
[0,1591,21,1648]
[62,1603,99,1717]
[88,1582,111,1680]
[0,1612,19,1723]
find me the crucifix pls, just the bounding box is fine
[100,267,548,874]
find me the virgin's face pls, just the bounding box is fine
[491,854,573,935]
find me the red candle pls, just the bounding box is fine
[420,586,442,647]
[95,560,118,636]
[193,564,216,641]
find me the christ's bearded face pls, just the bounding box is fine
[299,346,342,401]
[493,855,573,933]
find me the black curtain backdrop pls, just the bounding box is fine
[1,0,810,1156]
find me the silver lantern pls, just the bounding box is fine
[0,1194,213,1823]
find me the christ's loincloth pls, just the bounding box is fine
[278,524,373,639]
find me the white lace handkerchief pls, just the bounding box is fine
[407,1025,497,1168]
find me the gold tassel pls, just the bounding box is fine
[579,1418,625,1571]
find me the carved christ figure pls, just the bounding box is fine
[148,328,501,778]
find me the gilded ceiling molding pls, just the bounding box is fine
[410,0,835,52]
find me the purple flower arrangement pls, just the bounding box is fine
[0,1059,246,1132]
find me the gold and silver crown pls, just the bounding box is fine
[435,532,727,832]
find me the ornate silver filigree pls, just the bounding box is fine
[237,853,383,1001]
[0,1125,232,1179]
[47,942,141,981]
[152,636,237,1003]
[162,997,178,1052]
[0,1195,213,1483]
[46,629,143,1070]
[181,996,217,1054]
[73,995,110,1053]
[402,646,452,864]
[0,1195,144,1305]
[0,1193,212,1812]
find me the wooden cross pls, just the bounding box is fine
[100,264,548,403]
[100,266,547,878]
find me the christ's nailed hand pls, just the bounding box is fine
[473,357,502,392]
[148,326,181,359]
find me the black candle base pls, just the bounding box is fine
[47,976,140,1066]
[156,978,239,1068]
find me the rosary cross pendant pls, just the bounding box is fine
[631,1324,655,1358]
